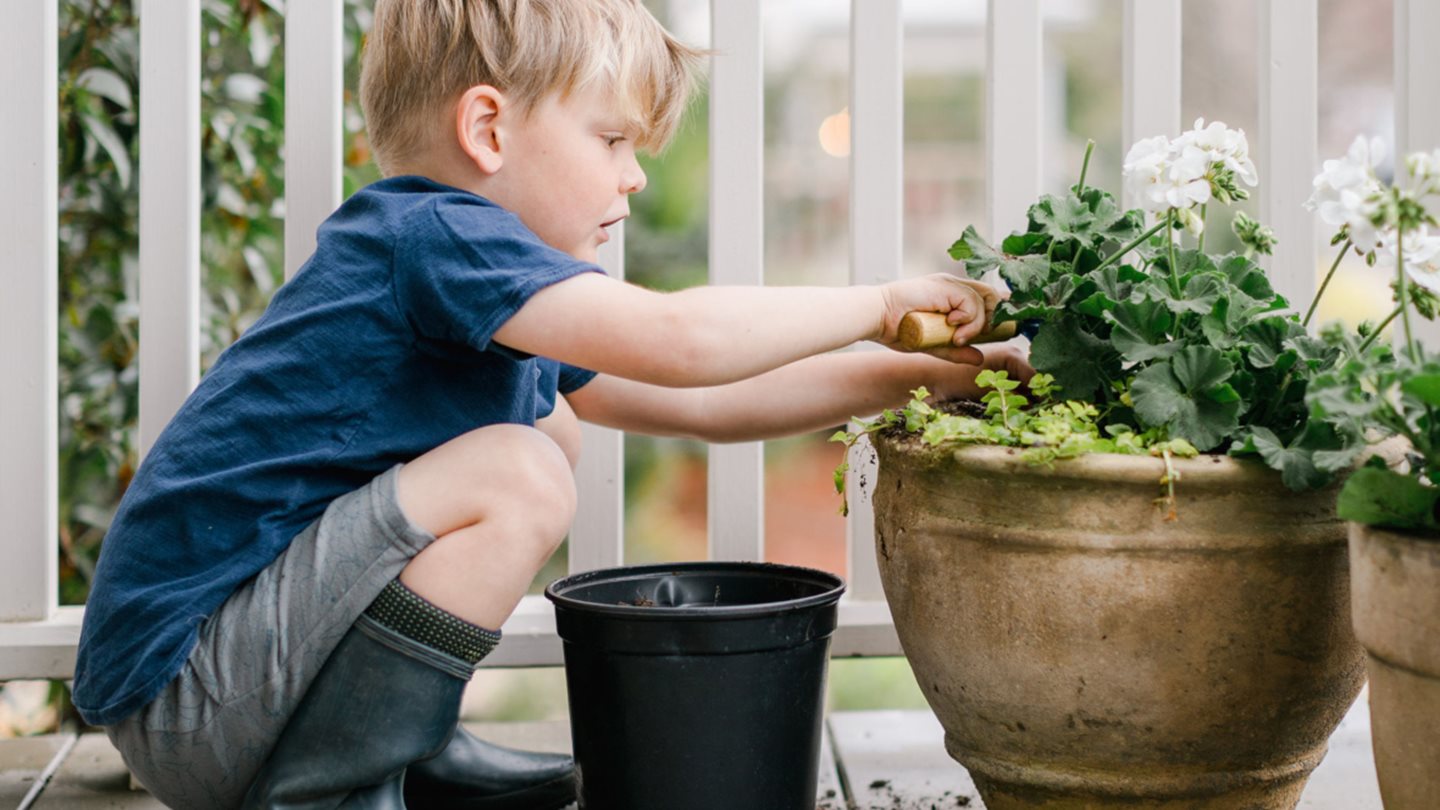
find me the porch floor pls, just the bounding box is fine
[0,698,1380,809]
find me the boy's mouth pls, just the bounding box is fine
[597,215,627,244]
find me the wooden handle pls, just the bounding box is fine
[898,311,1018,350]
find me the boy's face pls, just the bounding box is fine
[494,86,648,264]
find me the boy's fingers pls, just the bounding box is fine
[930,345,984,365]
[945,285,984,325]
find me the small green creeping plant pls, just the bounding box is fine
[831,373,1198,519]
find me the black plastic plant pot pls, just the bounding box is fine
[545,561,846,810]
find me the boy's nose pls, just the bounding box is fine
[623,161,647,194]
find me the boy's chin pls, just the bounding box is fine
[569,245,600,264]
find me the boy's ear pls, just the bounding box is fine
[455,85,506,175]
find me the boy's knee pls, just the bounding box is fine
[491,426,577,539]
[397,424,576,543]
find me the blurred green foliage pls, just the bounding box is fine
[57,0,372,603]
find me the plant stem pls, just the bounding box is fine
[1303,239,1352,328]
[1076,139,1095,196]
[1094,219,1168,274]
[1356,305,1405,354]
[1167,209,1182,297]
[1398,233,1418,360]
[1197,204,1207,253]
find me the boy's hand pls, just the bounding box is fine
[927,343,1036,402]
[877,275,1001,363]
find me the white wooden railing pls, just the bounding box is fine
[3,0,1440,679]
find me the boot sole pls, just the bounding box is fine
[406,773,576,810]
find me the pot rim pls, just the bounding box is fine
[544,561,846,620]
[874,432,1295,490]
[1348,520,1440,544]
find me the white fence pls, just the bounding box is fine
[2,0,1439,678]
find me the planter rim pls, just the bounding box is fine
[1347,520,1440,545]
[544,561,845,620]
[874,432,1298,490]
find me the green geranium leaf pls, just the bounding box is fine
[1072,246,1104,275]
[1029,315,1115,403]
[949,224,994,267]
[993,299,1054,323]
[1041,275,1081,308]
[1215,253,1275,303]
[1287,335,1335,371]
[1171,249,1217,282]
[1104,299,1181,363]
[1130,346,1242,451]
[951,225,1054,294]
[1249,424,1340,491]
[1027,187,1143,249]
[1172,345,1235,391]
[1243,317,1297,369]
[1076,264,1148,318]
[1402,373,1440,406]
[1337,466,1440,531]
[1000,255,1054,295]
[1200,297,1241,350]
[1001,232,1049,256]
[1179,272,1227,314]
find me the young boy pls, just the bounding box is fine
[72,1,1030,808]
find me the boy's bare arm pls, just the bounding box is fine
[491,272,999,388]
[565,344,1033,443]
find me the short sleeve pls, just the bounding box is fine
[558,362,597,393]
[391,194,604,351]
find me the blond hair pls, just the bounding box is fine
[360,0,704,175]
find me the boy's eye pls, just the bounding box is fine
[603,134,627,148]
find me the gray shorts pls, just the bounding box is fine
[106,465,438,810]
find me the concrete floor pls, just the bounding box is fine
[0,698,1381,809]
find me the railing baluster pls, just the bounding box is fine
[986,0,1043,238]
[1396,0,1440,345]
[0,0,59,622]
[707,0,765,563]
[1394,0,1440,168]
[845,0,902,603]
[570,229,626,573]
[138,0,202,458]
[1121,0,1181,205]
[284,0,344,280]
[1258,0,1318,311]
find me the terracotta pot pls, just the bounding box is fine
[871,436,1365,809]
[1349,522,1440,809]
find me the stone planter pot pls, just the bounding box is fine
[1349,522,1440,809]
[871,436,1365,810]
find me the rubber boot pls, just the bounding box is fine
[402,724,576,809]
[241,615,467,810]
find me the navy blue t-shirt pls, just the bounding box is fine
[73,176,602,726]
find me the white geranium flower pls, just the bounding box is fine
[1407,149,1440,185]
[1308,135,1386,251]
[1177,118,1259,187]
[1166,146,1213,208]
[1376,226,1440,293]
[1123,136,1173,214]
[1122,135,1213,215]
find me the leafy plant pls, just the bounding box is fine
[836,120,1383,513]
[1305,140,1440,534]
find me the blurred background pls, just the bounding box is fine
[4,0,1400,735]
